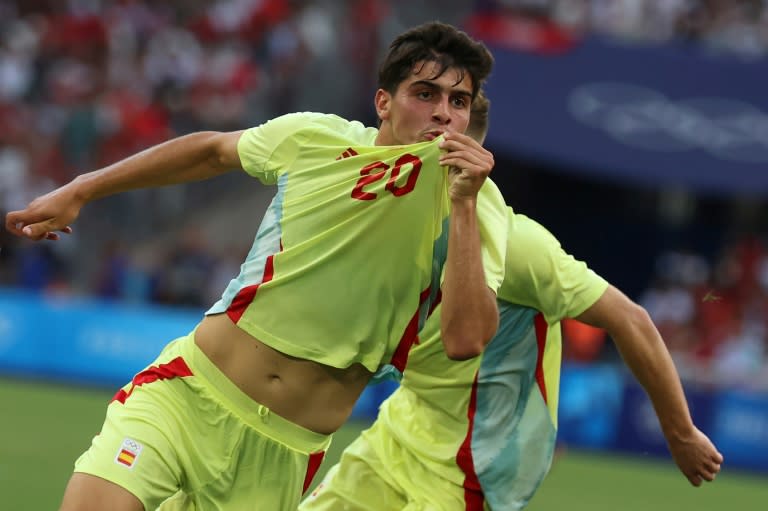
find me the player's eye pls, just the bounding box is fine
[452,96,467,108]
[417,90,433,100]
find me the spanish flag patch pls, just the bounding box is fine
[115,438,143,469]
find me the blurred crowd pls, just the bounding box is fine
[0,0,398,217]
[475,0,768,57]
[0,0,468,302]
[1,1,768,387]
[639,237,768,390]
[560,235,768,391]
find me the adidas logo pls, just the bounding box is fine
[335,148,359,160]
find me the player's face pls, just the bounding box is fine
[375,61,473,146]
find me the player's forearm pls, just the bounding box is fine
[611,307,695,439]
[440,198,499,360]
[72,131,238,203]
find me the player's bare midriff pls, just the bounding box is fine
[194,313,372,435]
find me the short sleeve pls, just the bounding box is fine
[498,213,609,324]
[237,113,321,184]
[476,178,508,293]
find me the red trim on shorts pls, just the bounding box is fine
[226,246,279,323]
[302,451,326,493]
[533,312,549,403]
[389,286,431,372]
[456,375,485,510]
[111,357,193,404]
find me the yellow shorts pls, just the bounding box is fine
[299,418,474,511]
[74,331,331,511]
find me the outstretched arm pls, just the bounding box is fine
[5,130,244,241]
[576,285,723,486]
[438,132,499,360]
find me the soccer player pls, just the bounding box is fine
[300,92,724,511]
[5,23,508,511]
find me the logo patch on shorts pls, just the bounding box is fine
[115,438,143,469]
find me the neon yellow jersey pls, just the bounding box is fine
[367,176,507,384]
[207,112,502,373]
[475,178,507,297]
[382,210,608,509]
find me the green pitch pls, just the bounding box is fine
[1,378,765,509]
[528,449,766,510]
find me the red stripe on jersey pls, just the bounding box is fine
[533,312,549,403]
[111,357,193,404]
[302,451,326,493]
[389,286,431,372]
[456,375,485,510]
[226,247,279,323]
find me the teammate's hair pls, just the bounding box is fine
[378,22,494,100]
[466,89,490,143]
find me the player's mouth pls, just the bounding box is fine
[423,130,445,141]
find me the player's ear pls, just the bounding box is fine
[375,89,392,121]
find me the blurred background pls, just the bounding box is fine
[1,0,767,509]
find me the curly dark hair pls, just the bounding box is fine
[467,89,490,142]
[378,22,494,100]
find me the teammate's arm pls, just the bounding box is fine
[438,132,499,359]
[5,131,244,241]
[576,285,724,486]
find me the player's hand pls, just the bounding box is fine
[667,427,723,487]
[5,183,83,241]
[439,132,494,202]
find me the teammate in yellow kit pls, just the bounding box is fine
[301,91,723,511]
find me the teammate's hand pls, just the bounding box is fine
[439,132,494,201]
[667,427,723,486]
[5,183,83,241]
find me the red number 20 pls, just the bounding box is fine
[351,154,422,201]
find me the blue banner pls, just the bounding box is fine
[710,390,768,471]
[484,36,768,195]
[557,363,624,448]
[0,289,200,386]
[3,289,768,470]
[0,288,390,419]
[614,381,716,457]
